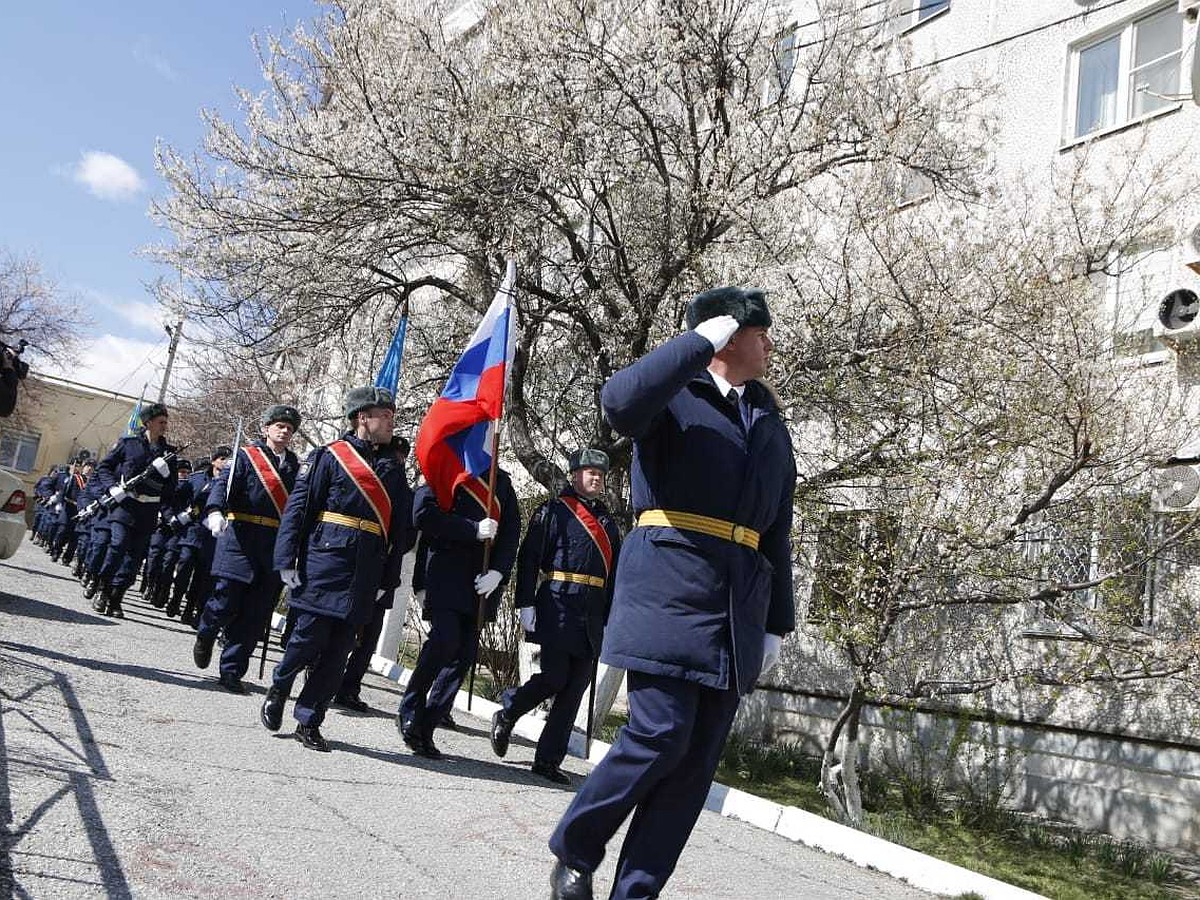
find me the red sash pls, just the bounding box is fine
[560,495,614,576]
[460,475,501,520]
[327,440,392,538]
[73,474,86,490]
[243,446,290,518]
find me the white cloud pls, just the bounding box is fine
[72,151,145,202]
[133,38,179,82]
[42,334,168,396]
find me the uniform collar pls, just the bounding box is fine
[707,369,745,402]
[340,431,376,457]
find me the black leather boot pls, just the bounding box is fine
[294,723,331,752]
[260,686,286,732]
[490,709,514,757]
[550,861,593,900]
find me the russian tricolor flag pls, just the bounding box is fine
[415,261,517,510]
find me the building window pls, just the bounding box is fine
[892,0,950,34]
[762,25,799,105]
[1069,5,1184,139]
[0,429,40,473]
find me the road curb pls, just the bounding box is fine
[265,615,1045,899]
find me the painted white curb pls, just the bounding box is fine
[263,616,1047,900]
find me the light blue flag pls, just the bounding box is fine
[374,314,409,396]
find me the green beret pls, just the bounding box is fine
[569,448,610,473]
[685,286,771,330]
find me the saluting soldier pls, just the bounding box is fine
[489,448,621,784]
[192,405,301,693]
[396,466,520,760]
[259,387,412,752]
[90,403,179,618]
[547,287,797,900]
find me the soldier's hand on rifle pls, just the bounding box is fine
[108,485,128,503]
[54,503,64,514]
[280,568,301,590]
[761,633,782,674]
[475,517,498,541]
[176,510,193,527]
[475,569,502,596]
[694,314,740,352]
[49,492,61,505]
[150,457,170,477]
[519,606,536,632]
[204,511,228,536]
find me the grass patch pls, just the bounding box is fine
[710,736,1192,900]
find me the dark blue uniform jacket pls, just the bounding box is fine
[206,440,300,584]
[599,330,796,695]
[94,431,178,527]
[176,470,218,548]
[56,471,88,524]
[514,487,622,657]
[274,433,413,627]
[412,470,520,620]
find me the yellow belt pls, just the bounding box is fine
[318,510,383,536]
[228,512,280,529]
[546,570,606,588]
[636,509,760,550]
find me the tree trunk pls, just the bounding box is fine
[820,682,867,827]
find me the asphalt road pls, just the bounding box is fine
[0,538,935,899]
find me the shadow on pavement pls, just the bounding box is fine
[0,561,80,584]
[331,738,576,791]
[0,652,133,898]
[1,640,209,693]
[0,591,118,627]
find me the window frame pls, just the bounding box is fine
[0,429,41,474]
[1063,3,1185,144]
[894,0,951,37]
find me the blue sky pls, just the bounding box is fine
[0,0,319,395]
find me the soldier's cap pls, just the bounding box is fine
[177,458,193,472]
[211,445,233,461]
[262,404,302,429]
[343,385,395,420]
[73,449,91,464]
[569,448,609,473]
[684,286,771,331]
[139,402,169,424]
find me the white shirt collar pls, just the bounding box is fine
[708,369,745,401]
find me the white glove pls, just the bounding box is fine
[376,588,387,600]
[151,457,171,477]
[761,633,783,675]
[694,314,740,352]
[176,510,193,526]
[475,517,498,541]
[204,510,228,536]
[54,503,64,514]
[49,492,61,505]
[280,568,301,589]
[474,569,502,595]
[520,606,537,632]
[108,485,128,502]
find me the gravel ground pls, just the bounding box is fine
[0,538,935,899]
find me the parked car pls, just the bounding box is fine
[0,469,28,559]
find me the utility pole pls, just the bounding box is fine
[158,314,185,403]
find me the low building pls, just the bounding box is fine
[0,374,140,524]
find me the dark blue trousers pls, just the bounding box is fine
[85,525,110,576]
[100,518,154,589]
[399,608,478,738]
[198,575,281,679]
[549,671,741,900]
[339,601,387,700]
[271,610,357,728]
[502,644,592,767]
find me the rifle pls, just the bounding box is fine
[585,658,598,758]
[76,445,189,522]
